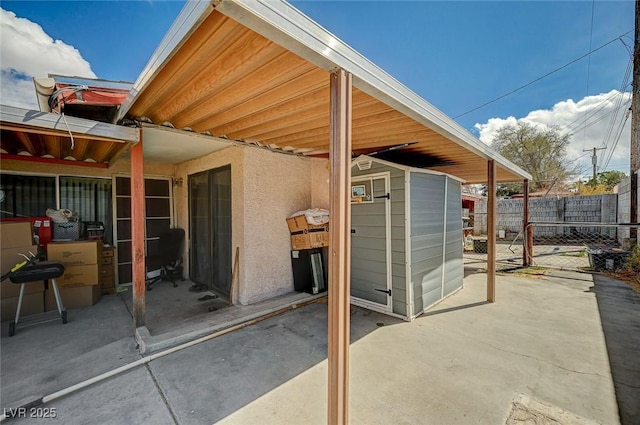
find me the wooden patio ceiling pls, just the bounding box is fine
[0,129,129,165]
[0,105,137,167]
[124,6,528,184]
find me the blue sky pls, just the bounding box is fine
[0,0,634,176]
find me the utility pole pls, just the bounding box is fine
[583,146,605,183]
[631,0,639,239]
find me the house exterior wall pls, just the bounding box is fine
[174,145,245,302]
[241,147,312,304]
[174,145,318,306]
[311,158,330,209]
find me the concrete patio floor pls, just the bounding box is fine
[1,269,638,424]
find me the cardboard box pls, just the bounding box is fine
[1,292,45,321]
[57,264,100,287]
[286,215,327,233]
[1,280,45,300]
[1,245,39,275]
[291,229,329,250]
[45,285,101,311]
[0,222,34,249]
[47,240,101,266]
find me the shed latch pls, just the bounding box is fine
[374,193,390,200]
[374,288,391,296]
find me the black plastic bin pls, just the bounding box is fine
[587,249,630,271]
[291,248,326,295]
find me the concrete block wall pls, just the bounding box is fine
[474,194,618,238]
[617,175,632,244]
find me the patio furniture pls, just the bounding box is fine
[2,257,67,337]
[146,228,185,290]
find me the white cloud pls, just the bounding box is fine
[474,90,633,178]
[0,8,96,109]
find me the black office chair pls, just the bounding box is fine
[146,228,185,290]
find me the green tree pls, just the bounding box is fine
[491,122,576,192]
[593,170,627,191]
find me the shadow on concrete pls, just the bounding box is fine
[147,301,397,425]
[464,265,486,278]
[588,274,640,425]
[422,301,490,316]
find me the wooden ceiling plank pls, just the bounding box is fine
[92,141,119,164]
[191,63,325,132]
[252,99,402,146]
[72,138,89,161]
[15,132,38,156]
[43,136,61,159]
[0,130,21,154]
[59,135,75,160]
[0,125,128,143]
[130,13,238,114]
[151,30,282,123]
[212,86,329,136]
[107,141,132,166]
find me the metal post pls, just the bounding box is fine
[487,160,496,302]
[522,179,530,267]
[631,0,640,239]
[327,69,352,425]
[131,128,146,328]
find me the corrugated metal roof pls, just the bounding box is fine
[0,104,138,165]
[119,0,531,183]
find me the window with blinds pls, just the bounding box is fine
[0,174,113,244]
[59,177,113,244]
[0,174,56,219]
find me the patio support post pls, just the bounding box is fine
[487,160,496,302]
[328,68,352,425]
[131,128,146,328]
[522,179,531,266]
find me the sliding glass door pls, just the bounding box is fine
[189,166,232,297]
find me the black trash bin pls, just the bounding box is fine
[291,248,326,294]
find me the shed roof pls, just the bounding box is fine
[119,0,531,184]
[352,155,465,183]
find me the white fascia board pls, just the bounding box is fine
[215,0,531,181]
[118,0,214,120]
[1,104,138,143]
[352,155,466,183]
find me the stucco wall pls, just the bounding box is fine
[311,158,330,209]
[241,147,313,304]
[174,145,318,305]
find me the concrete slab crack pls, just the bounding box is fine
[437,326,610,380]
[145,363,180,425]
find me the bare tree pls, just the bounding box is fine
[492,122,576,192]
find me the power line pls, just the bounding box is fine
[601,103,632,171]
[582,0,596,152]
[454,30,633,120]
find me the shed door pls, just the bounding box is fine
[350,174,392,312]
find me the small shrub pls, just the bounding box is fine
[616,245,640,291]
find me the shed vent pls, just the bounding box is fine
[357,160,372,171]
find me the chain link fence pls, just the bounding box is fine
[464,222,638,272]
